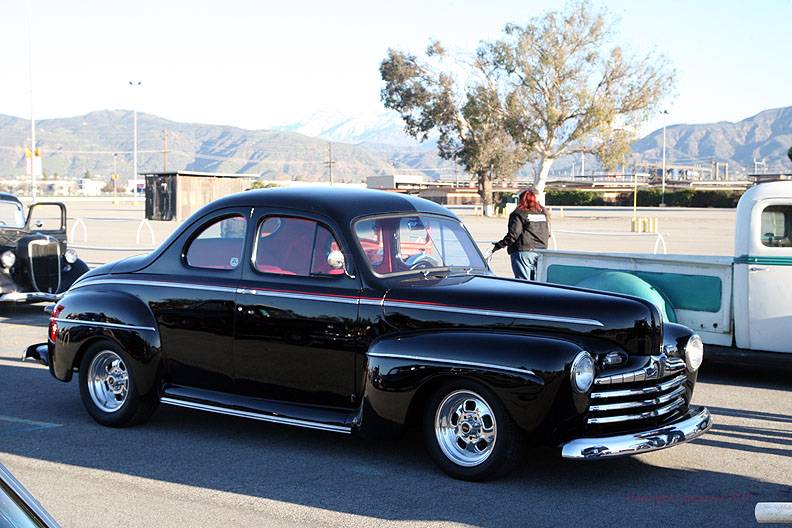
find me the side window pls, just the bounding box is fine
[185,215,247,270]
[761,205,792,248]
[254,217,344,276]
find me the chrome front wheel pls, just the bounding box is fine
[87,350,129,413]
[434,390,497,467]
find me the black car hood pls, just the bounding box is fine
[380,274,662,356]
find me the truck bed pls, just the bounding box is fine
[536,250,734,347]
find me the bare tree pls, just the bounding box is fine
[481,2,675,201]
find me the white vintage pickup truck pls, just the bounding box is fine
[536,180,792,364]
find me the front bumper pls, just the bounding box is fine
[560,406,712,459]
[0,291,59,303]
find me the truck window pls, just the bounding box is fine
[760,205,792,248]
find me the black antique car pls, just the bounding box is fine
[0,192,88,303]
[28,187,711,480]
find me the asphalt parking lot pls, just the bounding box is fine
[1,303,790,528]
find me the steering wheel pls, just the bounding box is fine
[0,220,6,226]
[406,253,443,270]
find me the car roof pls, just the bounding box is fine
[208,186,457,224]
[0,192,22,205]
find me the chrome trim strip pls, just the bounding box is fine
[0,463,61,527]
[590,374,687,399]
[562,406,712,459]
[586,397,686,425]
[160,397,352,434]
[589,385,687,412]
[359,298,384,307]
[235,288,358,305]
[381,300,604,327]
[367,352,536,376]
[53,318,156,332]
[595,355,686,385]
[71,279,359,305]
[70,279,238,294]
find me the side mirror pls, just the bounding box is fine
[327,250,345,270]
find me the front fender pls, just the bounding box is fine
[50,289,161,397]
[357,330,585,438]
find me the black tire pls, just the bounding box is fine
[423,379,525,481]
[78,340,157,427]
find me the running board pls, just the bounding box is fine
[160,385,353,434]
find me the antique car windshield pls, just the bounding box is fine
[354,214,487,277]
[0,202,25,228]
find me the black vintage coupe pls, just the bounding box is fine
[28,187,711,480]
[0,192,89,303]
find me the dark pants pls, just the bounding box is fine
[510,251,539,280]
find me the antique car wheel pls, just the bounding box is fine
[78,341,157,427]
[423,380,525,481]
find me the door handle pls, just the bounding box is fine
[749,266,768,272]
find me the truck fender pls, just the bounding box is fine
[575,271,677,323]
[50,289,161,397]
[356,330,585,438]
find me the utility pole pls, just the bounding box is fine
[162,129,169,171]
[580,153,585,179]
[129,81,142,179]
[326,142,336,185]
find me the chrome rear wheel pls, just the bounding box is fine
[87,350,129,413]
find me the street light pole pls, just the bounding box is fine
[660,110,669,206]
[129,81,142,180]
[27,0,37,201]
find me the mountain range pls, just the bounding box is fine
[0,106,790,183]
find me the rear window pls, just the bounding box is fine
[185,215,247,270]
[761,205,792,248]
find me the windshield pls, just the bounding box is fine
[354,214,488,277]
[0,202,24,228]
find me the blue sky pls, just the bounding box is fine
[1,0,790,134]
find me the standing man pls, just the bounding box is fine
[491,188,550,280]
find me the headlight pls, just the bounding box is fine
[571,351,595,393]
[1,250,15,269]
[64,248,78,264]
[686,334,704,371]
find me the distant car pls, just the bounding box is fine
[0,192,88,303]
[0,462,60,527]
[29,187,710,480]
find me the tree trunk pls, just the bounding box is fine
[479,171,494,216]
[535,156,556,205]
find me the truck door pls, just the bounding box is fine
[741,200,792,353]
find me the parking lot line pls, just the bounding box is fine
[0,414,62,435]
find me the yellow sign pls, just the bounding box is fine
[25,147,32,158]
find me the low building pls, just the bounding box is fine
[78,177,106,196]
[367,174,426,191]
[143,171,256,222]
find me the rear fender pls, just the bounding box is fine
[356,331,585,437]
[50,289,161,397]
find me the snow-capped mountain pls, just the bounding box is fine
[275,110,430,148]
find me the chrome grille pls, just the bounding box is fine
[587,355,688,427]
[28,238,61,294]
